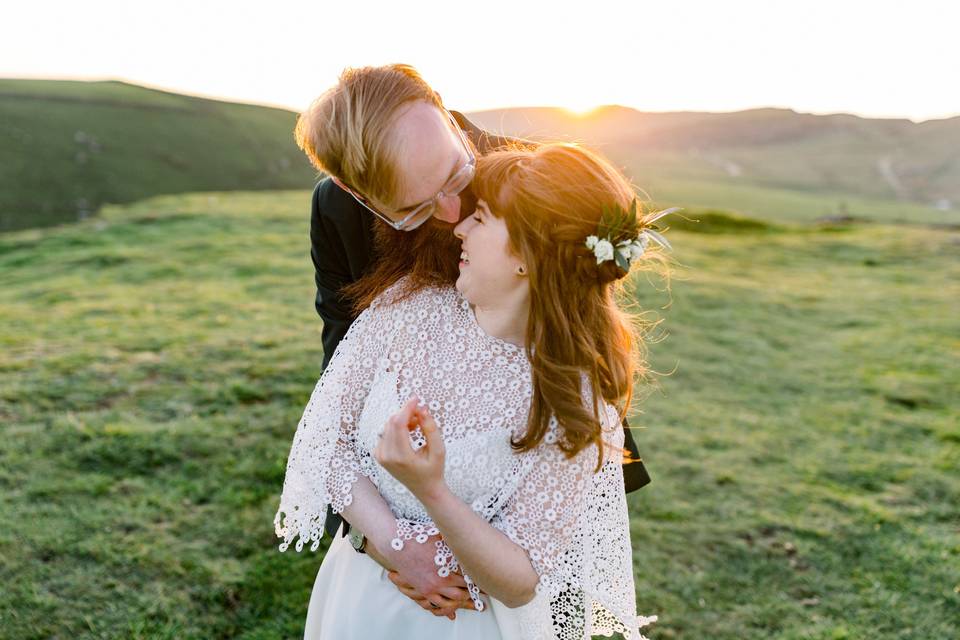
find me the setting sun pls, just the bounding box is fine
[562,103,602,118]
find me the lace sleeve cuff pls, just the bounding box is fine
[391,517,487,612]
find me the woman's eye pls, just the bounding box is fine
[472,214,482,223]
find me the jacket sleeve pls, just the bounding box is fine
[309,180,361,370]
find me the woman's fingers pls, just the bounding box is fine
[412,593,459,619]
[413,598,431,611]
[414,404,444,461]
[428,593,458,608]
[386,570,414,591]
[389,575,421,599]
[389,569,475,615]
[396,397,420,431]
[377,414,411,463]
[399,585,421,600]
[438,585,475,608]
[389,570,474,611]
[426,593,459,618]
[389,573,465,611]
[383,414,407,452]
[440,571,468,589]
[376,398,424,463]
[414,598,452,617]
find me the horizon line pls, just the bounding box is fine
[2,74,958,125]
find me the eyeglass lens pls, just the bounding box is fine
[400,162,475,230]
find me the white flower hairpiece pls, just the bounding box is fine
[586,201,681,269]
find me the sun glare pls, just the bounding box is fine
[563,103,601,118]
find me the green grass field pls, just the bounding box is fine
[0,191,957,639]
[636,175,955,227]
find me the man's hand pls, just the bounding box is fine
[375,532,481,619]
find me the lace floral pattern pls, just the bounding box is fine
[274,279,656,639]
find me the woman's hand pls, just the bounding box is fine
[374,397,447,501]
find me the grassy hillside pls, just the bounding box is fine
[0,191,956,639]
[5,79,956,234]
[467,106,960,223]
[0,79,317,232]
[637,174,953,226]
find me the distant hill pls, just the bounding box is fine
[0,79,317,231]
[465,106,960,223]
[2,79,956,232]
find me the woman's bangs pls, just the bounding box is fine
[473,153,524,217]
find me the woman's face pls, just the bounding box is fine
[453,199,526,308]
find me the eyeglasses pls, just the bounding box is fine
[343,110,476,231]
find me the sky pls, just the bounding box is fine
[4,0,959,122]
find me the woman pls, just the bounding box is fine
[274,142,674,639]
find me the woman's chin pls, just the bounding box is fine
[455,275,476,304]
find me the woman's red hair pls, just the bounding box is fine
[472,143,670,469]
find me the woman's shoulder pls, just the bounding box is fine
[369,276,461,314]
[346,278,466,356]
[337,278,463,359]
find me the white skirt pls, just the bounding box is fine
[303,524,526,640]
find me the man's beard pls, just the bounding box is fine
[342,216,463,314]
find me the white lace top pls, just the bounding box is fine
[274,279,656,639]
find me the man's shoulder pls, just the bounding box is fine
[312,177,364,226]
[449,110,539,155]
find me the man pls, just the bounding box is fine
[296,64,650,618]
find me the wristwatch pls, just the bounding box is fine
[348,528,367,554]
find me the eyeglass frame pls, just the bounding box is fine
[339,110,477,232]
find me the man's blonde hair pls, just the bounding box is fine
[294,64,444,209]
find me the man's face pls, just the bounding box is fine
[386,101,476,225]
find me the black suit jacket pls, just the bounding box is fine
[309,111,650,539]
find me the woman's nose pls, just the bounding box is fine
[453,213,474,239]
[433,193,462,224]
